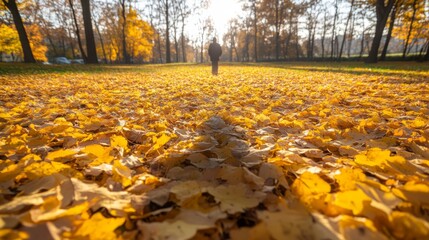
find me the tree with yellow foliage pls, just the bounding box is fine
[26,24,48,62]
[0,23,47,62]
[392,0,428,58]
[1,0,35,62]
[0,24,21,59]
[125,8,154,63]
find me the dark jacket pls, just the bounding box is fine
[208,42,222,61]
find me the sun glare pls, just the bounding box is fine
[185,0,243,44]
[207,0,242,40]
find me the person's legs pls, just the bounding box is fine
[212,61,218,75]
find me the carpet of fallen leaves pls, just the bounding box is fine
[0,62,429,240]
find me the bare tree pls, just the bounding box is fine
[366,0,395,63]
[92,0,107,63]
[156,0,172,63]
[402,0,418,58]
[198,18,213,63]
[320,8,330,59]
[347,14,355,57]
[81,0,98,63]
[380,0,401,60]
[330,0,340,59]
[68,0,86,60]
[119,0,129,63]
[147,2,163,63]
[178,0,192,62]
[339,0,355,60]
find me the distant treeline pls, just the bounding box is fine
[1,0,428,64]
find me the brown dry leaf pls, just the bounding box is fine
[0,189,56,214]
[29,196,90,223]
[229,223,270,240]
[392,181,429,205]
[138,219,212,240]
[258,162,289,188]
[70,178,133,216]
[170,180,208,203]
[137,209,221,240]
[207,183,266,214]
[18,174,64,195]
[257,207,339,240]
[338,215,389,240]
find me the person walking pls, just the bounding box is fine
[208,37,222,75]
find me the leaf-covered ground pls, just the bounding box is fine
[1,62,429,239]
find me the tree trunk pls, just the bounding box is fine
[174,37,179,62]
[418,39,427,59]
[181,18,186,62]
[229,33,234,62]
[359,34,365,58]
[61,37,66,56]
[321,12,327,59]
[367,0,395,63]
[200,29,204,63]
[347,15,355,57]
[165,0,171,63]
[69,38,76,58]
[69,0,87,60]
[424,39,429,61]
[307,27,312,59]
[380,3,397,61]
[253,1,258,62]
[39,16,58,56]
[275,0,280,60]
[94,18,107,63]
[402,0,418,59]
[339,0,354,60]
[310,21,316,59]
[295,23,300,59]
[81,0,98,64]
[359,11,366,59]
[331,0,339,59]
[120,0,129,63]
[3,0,35,63]
[157,32,163,63]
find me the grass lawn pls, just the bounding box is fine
[0,62,429,239]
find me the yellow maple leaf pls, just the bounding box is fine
[81,144,114,166]
[73,212,125,240]
[0,229,29,240]
[389,211,429,239]
[24,161,82,180]
[355,148,422,177]
[45,149,77,162]
[110,135,129,152]
[146,134,171,154]
[112,160,132,188]
[334,168,366,191]
[333,189,372,215]
[292,172,331,197]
